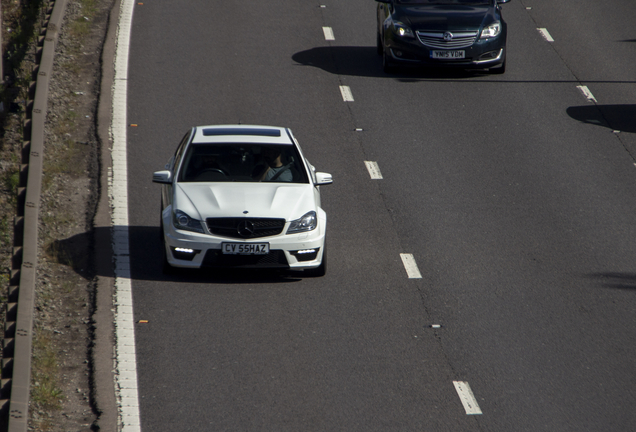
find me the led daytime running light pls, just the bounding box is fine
[175,247,195,254]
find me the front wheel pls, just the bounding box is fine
[161,232,177,275]
[382,49,395,74]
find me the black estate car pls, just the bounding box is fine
[376,0,511,73]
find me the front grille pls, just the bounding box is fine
[206,217,286,239]
[202,249,289,268]
[416,31,478,49]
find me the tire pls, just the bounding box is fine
[162,252,174,275]
[161,232,176,275]
[382,49,395,74]
[305,244,326,277]
[377,33,383,55]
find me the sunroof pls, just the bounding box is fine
[202,127,281,137]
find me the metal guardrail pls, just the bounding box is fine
[1,1,68,430]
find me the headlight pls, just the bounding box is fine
[480,21,501,39]
[286,211,317,234]
[173,210,205,233]
[392,21,414,38]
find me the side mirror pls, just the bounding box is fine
[152,170,172,184]
[315,172,333,186]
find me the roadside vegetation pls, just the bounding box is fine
[1,0,56,429]
[0,0,45,285]
[1,0,109,430]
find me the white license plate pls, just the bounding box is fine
[431,50,465,59]
[222,243,270,255]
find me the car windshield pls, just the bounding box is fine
[397,0,490,5]
[178,143,309,184]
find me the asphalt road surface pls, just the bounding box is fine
[122,0,636,430]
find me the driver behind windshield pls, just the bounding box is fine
[254,146,293,182]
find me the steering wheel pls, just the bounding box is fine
[201,168,228,176]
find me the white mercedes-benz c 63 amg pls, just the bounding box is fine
[152,125,333,276]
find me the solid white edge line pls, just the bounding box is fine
[576,85,597,103]
[400,253,422,279]
[453,381,483,415]
[364,161,383,179]
[322,26,335,41]
[537,28,554,42]
[112,1,142,432]
[339,85,354,102]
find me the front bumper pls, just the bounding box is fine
[385,33,506,69]
[162,214,326,270]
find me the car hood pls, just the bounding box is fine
[396,5,493,31]
[174,182,317,221]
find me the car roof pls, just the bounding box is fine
[191,125,294,145]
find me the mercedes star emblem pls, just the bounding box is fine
[237,220,255,237]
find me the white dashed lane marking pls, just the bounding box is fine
[537,28,554,42]
[453,381,483,415]
[322,26,335,41]
[400,253,422,279]
[339,85,354,102]
[364,161,383,179]
[577,85,597,103]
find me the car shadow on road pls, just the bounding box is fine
[587,272,636,290]
[567,104,636,133]
[48,226,303,284]
[294,46,636,84]
[292,46,487,80]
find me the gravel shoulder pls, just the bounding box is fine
[1,0,116,430]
